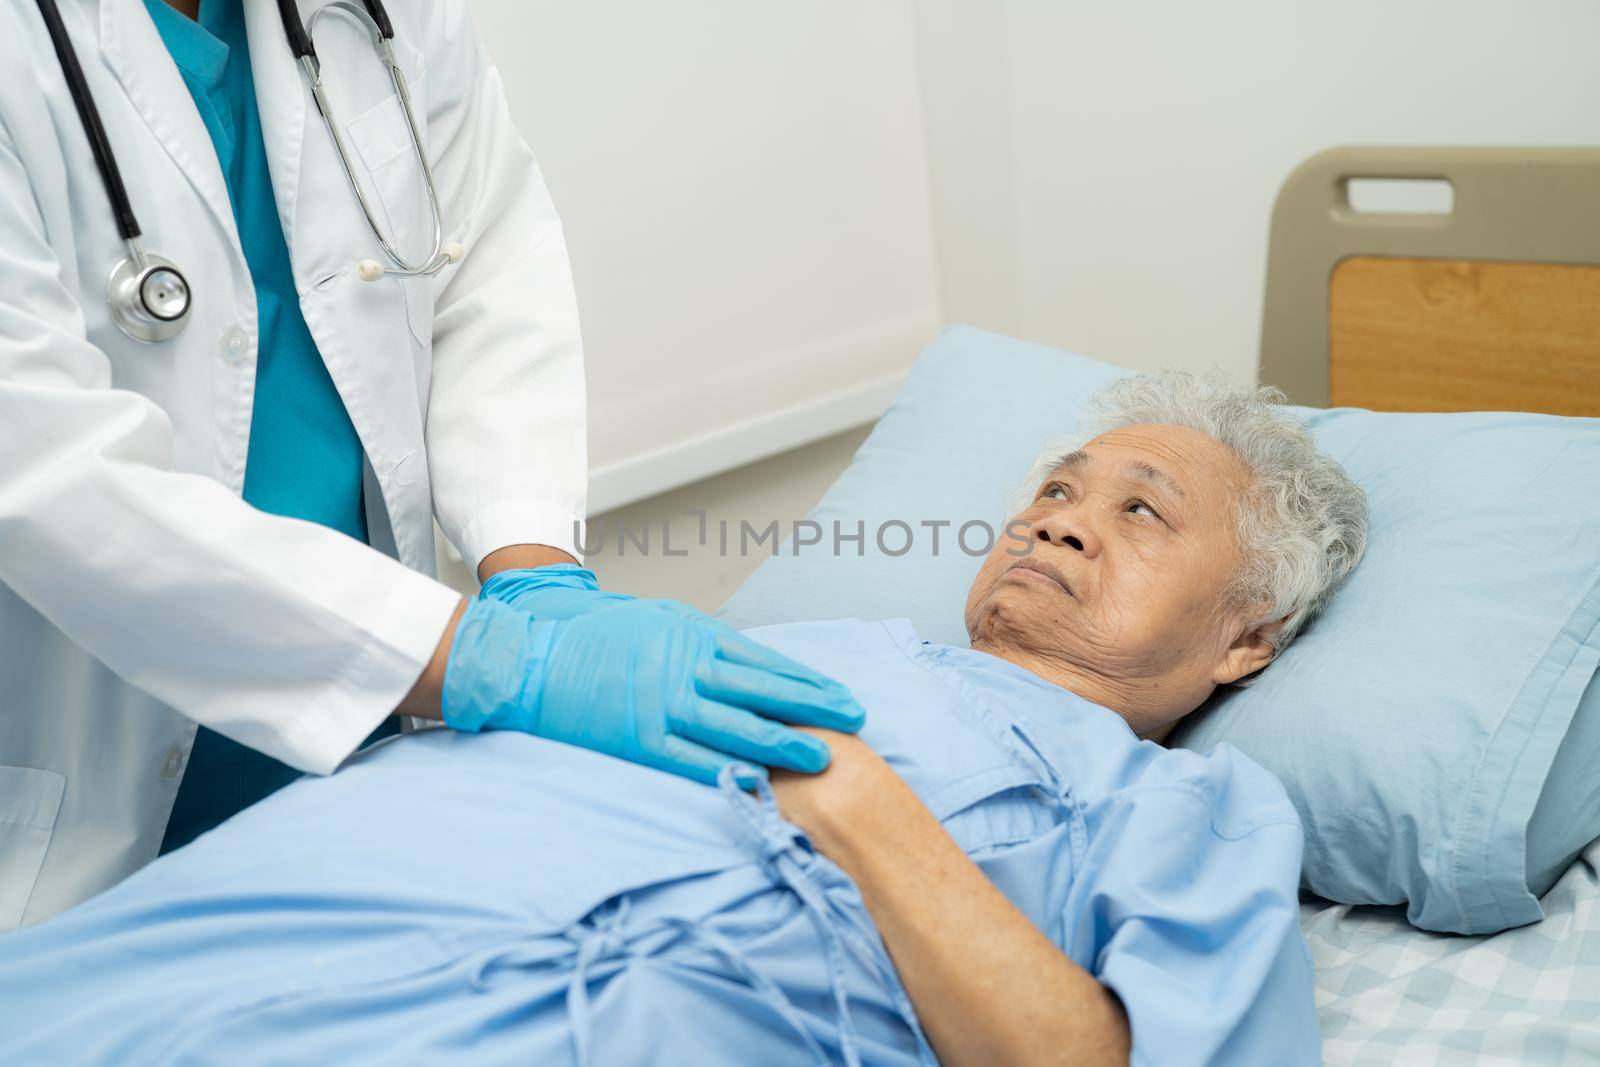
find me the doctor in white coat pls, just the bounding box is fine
[0,0,863,930]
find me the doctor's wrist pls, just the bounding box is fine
[477,543,579,583]
[480,565,635,621]
[395,595,470,720]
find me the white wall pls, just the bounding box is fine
[448,0,1600,607]
[914,0,1600,386]
[433,427,873,605]
[467,0,941,511]
[583,426,873,610]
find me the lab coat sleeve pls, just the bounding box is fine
[0,120,464,775]
[1081,787,1321,1066]
[421,1,587,571]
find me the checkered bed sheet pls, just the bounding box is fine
[1304,838,1600,1065]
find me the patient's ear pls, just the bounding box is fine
[1212,614,1284,685]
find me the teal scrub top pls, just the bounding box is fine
[143,0,395,853]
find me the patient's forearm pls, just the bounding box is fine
[771,735,1130,1067]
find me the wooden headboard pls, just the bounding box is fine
[1259,147,1600,417]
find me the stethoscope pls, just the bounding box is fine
[33,0,463,344]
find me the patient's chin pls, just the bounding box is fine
[968,585,1049,650]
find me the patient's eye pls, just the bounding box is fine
[1127,500,1159,519]
[1041,482,1071,501]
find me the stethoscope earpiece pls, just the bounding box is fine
[355,242,463,283]
[304,1,461,288]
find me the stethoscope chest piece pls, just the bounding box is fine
[107,243,191,343]
[35,0,457,346]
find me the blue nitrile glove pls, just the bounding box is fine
[440,596,867,784]
[478,564,633,621]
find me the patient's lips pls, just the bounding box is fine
[1004,558,1073,598]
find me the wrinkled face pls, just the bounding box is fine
[964,424,1269,737]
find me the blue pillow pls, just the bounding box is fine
[719,325,1600,935]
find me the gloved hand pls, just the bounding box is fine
[440,596,866,784]
[478,564,633,621]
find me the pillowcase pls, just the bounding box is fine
[718,325,1600,934]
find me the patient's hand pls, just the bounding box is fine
[769,729,1131,1067]
[768,728,899,858]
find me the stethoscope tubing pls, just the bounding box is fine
[35,0,143,242]
[31,0,456,343]
[277,0,392,59]
[298,1,448,277]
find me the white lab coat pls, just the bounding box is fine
[0,0,586,928]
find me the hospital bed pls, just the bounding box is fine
[1262,147,1600,1065]
[720,147,1600,1064]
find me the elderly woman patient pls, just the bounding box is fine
[0,373,1366,1067]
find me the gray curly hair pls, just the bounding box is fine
[1015,370,1368,667]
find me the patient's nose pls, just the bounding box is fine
[1034,510,1101,557]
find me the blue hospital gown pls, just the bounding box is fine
[0,620,1319,1066]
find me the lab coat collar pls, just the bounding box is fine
[242,0,308,284]
[97,0,243,263]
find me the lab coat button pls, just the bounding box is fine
[220,327,250,363]
[159,745,185,780]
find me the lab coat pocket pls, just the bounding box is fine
[343,79,435,350]
[0,765,66,930]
